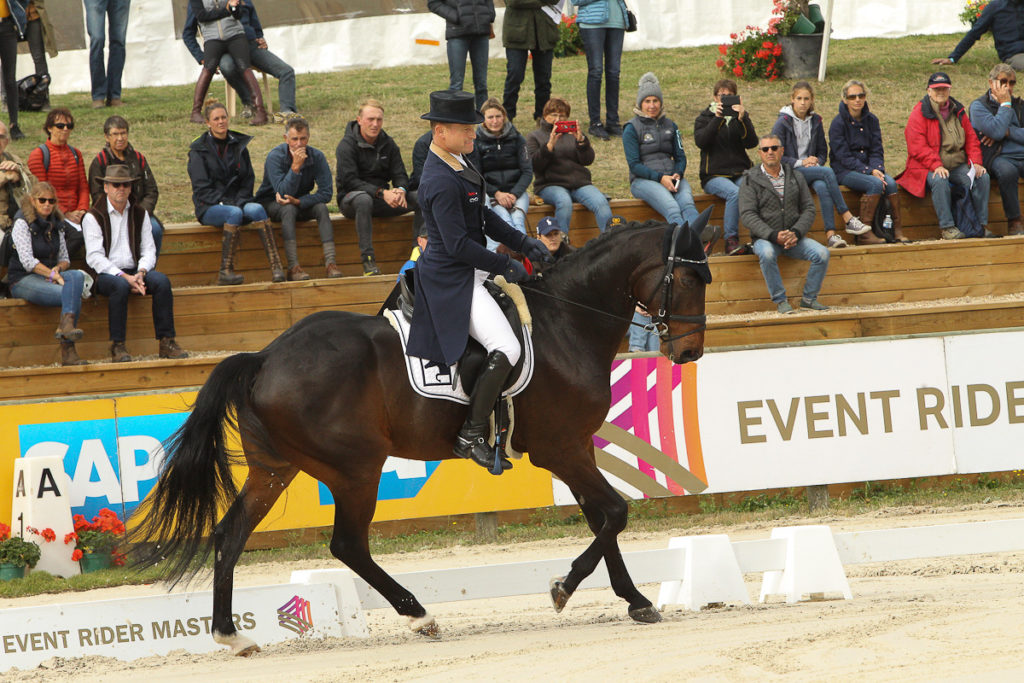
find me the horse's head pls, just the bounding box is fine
[632,209,712,364]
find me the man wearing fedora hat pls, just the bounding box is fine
[83,164,188,363]
[406,90,551,473]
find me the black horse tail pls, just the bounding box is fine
[128,351,266,586]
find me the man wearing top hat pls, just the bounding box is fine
[406,90,551,472]
[83,164,188,363]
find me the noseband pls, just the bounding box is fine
[641,223,708,347]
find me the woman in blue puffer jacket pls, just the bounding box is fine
[475,98,532,245]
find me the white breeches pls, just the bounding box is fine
[467,269,521,366]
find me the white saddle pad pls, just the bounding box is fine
[384,309,535,405]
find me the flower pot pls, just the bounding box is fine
[789,13,817,35]
[79,552,112,573]
[807,3,826,32]
[0,563,25,581]
[778,33,824,79]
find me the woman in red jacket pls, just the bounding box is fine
[27,108,90,256]
[898,72,991,240]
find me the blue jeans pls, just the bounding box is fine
[537,184,612,233]
[628,311,659,352]
[485,193,529,250]
[702,175,744,240]
[630,177,699,228]
[95,269,175,342]
[835,169,899,196]
[447,34,489,110]
[84,0,130,102]
[200,203,268,227]
[150,214,164,255]
[503,48,553,121]
[925,164,991,229]
[752,236,830,304]
[10,270,85,320]
[579,27,624,127]
[795,165,849,232]
[250,42,297,113]
[990,155,1024,220]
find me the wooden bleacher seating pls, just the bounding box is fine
[3,185,1024,399]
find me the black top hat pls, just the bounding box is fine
[420,90,483,124]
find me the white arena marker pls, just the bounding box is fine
[10,455,78,577]
[656,534,749,611]
[759,525,852,604]
[0,582,342,672]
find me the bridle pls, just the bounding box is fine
[640,222,708,345]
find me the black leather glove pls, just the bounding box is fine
[503,258,529,283]
[521,236,554,263]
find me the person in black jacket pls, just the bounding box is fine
[476,98,532,244]
[336,98,418,275]
[429,0,495,109]
[694,79,758,256]
[187,100,285,285]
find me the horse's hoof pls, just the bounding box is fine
[628,605,662,624]
[409,613,440,639]
[549,576,571,613]
[213,630,261,656]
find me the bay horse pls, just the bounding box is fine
[129,214,711,655]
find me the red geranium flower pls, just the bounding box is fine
[733,65,744,77]
[71,549,83,561]
[719,44,728,55]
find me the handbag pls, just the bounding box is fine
[625,7,637,32]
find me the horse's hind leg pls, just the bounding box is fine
[325,480,438,638]
[211,458,298,655]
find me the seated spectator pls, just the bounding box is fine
[628,306,659,353]
[235,0,298,123]
[526,96,612,233]
[187,0,268,126]
[399,224,428,276]
[336,98,418,276]
[527,215,574,274]
[623,73,701,234]
[477,98,532,246]
[0,120,35,235]
[898,72,992,240]
[694,79,758,255]
[772,81,870,249]
[87,115,164,254]
[408,128,434,239]
[187,100,284,285]
[828,79,905,243]
[740,135,829,314]
[83,166,188,363]
[932,0,1024,70]
[254,116,338,280]
[183,2,253,120]
[27,108,89,256]
[970,63,1024,235]
[8,182,88,366]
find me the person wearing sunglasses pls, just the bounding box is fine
[828,80,907,243]
[969,63,1024,235]
[7,182,89,366]
[739,134,830,315]
[83,165,188,363]
[27,108,90,256]
[897,72,991,241]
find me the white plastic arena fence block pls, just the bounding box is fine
[10,455,79,577]
[290,568,369,637]
[758,525,852,604]
[656,535,749,611]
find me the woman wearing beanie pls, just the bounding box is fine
[623,72,702,233]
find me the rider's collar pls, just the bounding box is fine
[429,142,464,172]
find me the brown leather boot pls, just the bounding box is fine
[287,265,310,281]
[159,337,189,359]
[859,193,881,228]
[110,342,132,363]
[325,262,342,278]
[855,230,887,245]
[1009,217,1024,236]
[190,68,214,124]
[217,224,244,285]
[254,221,286,282]
[888,193,910,242]
[60,341,87,366]
[55,312,83,341]
[241,69,268,126]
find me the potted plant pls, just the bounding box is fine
[770,0,826,79]
[0,523,41,580]
[69,508,126,573]
[959,1,988,26]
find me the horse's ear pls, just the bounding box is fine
[685,206,714,237]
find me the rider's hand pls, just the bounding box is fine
[503,258,529,283]
[521,236,553,263]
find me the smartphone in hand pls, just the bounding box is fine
[672,177,681,191]
[720,95,740,114]
[554,119,578,134]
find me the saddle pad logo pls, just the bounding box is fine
[278,595,314,635]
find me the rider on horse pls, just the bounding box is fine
[407,90,552,472]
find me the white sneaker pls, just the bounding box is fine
[941,227,966,240]
[844,216,871,235]
[827,233,848,248]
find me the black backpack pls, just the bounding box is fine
[871,193,897,243]
[16,73,49,112]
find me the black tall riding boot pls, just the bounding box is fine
[454,350,514,471]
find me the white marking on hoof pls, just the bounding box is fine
[213,630,262,656]
[408,613,439,639]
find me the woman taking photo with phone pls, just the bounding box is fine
[525,96,612,232]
